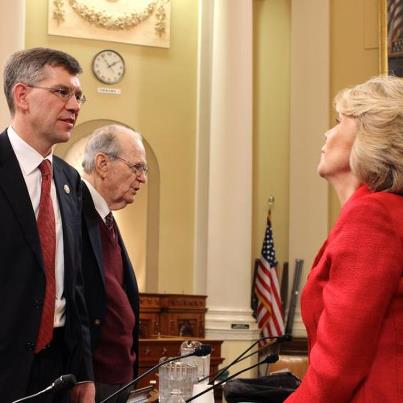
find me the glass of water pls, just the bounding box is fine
[180,340,210,384]
[159,360,198,403]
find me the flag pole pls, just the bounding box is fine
[268,195,275,217]
[253,195,284,342]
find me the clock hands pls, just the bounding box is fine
[106,60,120,69]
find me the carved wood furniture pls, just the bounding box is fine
[138,293,224,400]
[139,293,207,338]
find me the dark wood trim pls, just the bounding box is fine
[280,337,308,355]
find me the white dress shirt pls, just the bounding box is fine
[8,126,66,327]
[82,178,111,223]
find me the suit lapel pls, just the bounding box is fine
[116,226,133,274]
[53,160,74,223]
[82,182,105,284]
[116,225,139,308]
[0,131,43,266]
[311,239,328,269]
[53,158,82,299]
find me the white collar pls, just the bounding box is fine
[82,178,111,222]
[7,126,53,175]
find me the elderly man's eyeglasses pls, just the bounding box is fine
[25,84,87,105]
[114,156,148,177]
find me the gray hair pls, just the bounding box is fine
[82,124,140,173]
[3,47,82,116]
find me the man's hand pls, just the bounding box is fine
[70,381,95,403]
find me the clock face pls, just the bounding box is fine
[92,50,125,85]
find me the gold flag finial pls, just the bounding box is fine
[268,195,275,219]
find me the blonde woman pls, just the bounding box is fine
[285,76,403,402]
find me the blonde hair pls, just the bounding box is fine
[335,75,403,193]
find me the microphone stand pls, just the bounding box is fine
[12,375,77,403]
[12,387,55,403]
[208,334,290,385]
[185,354,279,402]
[197,342,271,384]
[99,347,211,403]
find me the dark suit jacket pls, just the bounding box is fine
[0,130,93,401]
[81,181,140,379]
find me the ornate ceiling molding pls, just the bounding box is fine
[52,0,168,35]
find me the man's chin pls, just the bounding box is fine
[126,195,136,204]
[54,131,72,144]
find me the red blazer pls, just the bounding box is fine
[285,185,403,403]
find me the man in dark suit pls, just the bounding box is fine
[81,124,147,402]
[0,48,95,402]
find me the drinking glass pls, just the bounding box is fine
[180,340,210,383]
[166,389,186,403]
[159,361,198,403]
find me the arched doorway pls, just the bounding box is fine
[55,119,160,292]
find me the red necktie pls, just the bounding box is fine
[105,212,116,239]
[105,212,114,231]
[35,160,56,353]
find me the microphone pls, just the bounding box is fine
[192,344,212,357]
[197,335,288,384]
[12,374,77,402]
[185,354,279,402]
[207,334,291,385]
[99,344,212,403]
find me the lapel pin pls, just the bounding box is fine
[64,184,70,194]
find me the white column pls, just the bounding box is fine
[194,0,214,295]
[288,0,330,336]
[0,0,25,128]
[198,0,258,341]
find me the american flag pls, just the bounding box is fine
[253,213,284,339]
[388,0,403,52]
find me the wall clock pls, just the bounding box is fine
[92,49,125,85]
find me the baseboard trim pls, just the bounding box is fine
[205,307,260,340]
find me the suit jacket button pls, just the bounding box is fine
[94,319,101,326]
[24,342,35,351]
[34,299,42,308]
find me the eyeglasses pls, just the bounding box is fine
[114,156,149,177]
[25,84,87,105]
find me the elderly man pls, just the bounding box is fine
[81,124,147,402]
[0,47,94,402]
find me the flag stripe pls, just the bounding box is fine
[253,214,285,339]
[388,0,403,44]
[256,262,283,316]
